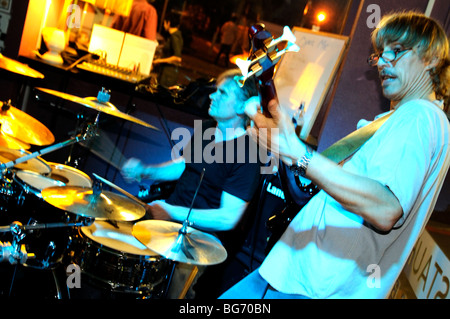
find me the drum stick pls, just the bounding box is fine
[93,173,147,207]
[178,265,199,299]
[82,129,127,170]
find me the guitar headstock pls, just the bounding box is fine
[236,24,299,115]
[236,25,299,86]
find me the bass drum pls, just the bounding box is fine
[72,220,173,298]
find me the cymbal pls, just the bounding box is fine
[0,146,51,174]
[82,220,158,256]
[0,132,30,150]
[132,220,228,266]
[36,87,159,131]
[0,53,44,78]
[0,101,55,146]
[41,186,146,221]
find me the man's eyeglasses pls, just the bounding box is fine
[367,48,412,66]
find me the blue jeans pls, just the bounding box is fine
[219,269,309,299]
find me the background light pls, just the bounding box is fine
[317,12,326,22]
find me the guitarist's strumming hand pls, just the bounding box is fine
[244,96,309,167]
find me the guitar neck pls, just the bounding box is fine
[258,78,278,117]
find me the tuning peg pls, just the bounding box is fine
[236,58,252,77]
[286,41,300,52]
[280,26,297,45]
[236,63,263,87]
[267,42,299,65]
[266,26,298,51]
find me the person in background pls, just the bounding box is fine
[152,13,183,88]
[214,16,238,68]
[220,11,450,299]
[111,0,158,42]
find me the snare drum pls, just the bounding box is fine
[74,220,173,296]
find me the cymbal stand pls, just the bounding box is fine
[0,117,99,172]
[0,218,94,298]
[171,168,206,260]
[65,111,86,167]
[0,222,33,265]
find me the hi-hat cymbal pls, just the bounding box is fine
[132,220,228,266]
[0,146,50,174]
[0,53,44,78]
[36,87,159,131]
[0,132,30,150]
[0,101,55,146]
[41,186,146,221]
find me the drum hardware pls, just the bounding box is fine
[0,119,98,172]
[0,218,94,235]
[0,222,36,265]
[0,219,92,299]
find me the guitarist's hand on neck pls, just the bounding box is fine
[244,97,307,166]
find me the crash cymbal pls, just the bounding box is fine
[132,220,228,266]
[41,186,146,221]
[36,87,159,131]
[0,100,55,146]
[0,132,30,150]
[0,53,44,78]
[0,146,50,174]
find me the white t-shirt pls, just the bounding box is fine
[259,99,450,298]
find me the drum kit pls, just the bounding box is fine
[0,55,227,299]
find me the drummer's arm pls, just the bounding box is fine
[122,157,185,182]
[149,192,248,232]
[140,158,185,182]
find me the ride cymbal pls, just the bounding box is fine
[36,87,159,130]
[41,186,146,221]
[133,220,227,266]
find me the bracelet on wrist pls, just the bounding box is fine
[289,145,314,177]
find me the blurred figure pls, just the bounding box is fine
[152,13,183,88]
[214,16,238,67]
[111,0,158,41]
